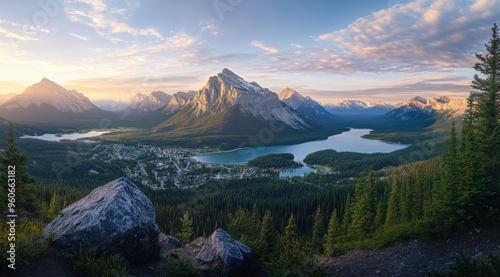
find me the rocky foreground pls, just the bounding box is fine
[17,177,500,276]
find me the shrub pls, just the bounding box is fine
[73,253,129,277]
[164,258,202,277]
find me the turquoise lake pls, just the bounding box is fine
[193,128,408,177]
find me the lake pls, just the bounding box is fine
[193,128,408,177]
[20,130,111,142]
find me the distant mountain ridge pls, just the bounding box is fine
[1,78,100,113]
[387,96,467,120]
[128,91,172,113]
[279,87,331,119]
[325,100,395,114]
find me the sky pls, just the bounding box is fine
[0,0,499,104]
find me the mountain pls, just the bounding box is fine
[93,100,128,112]
[152,69,311,145]
[128,91,172,113]
[387,96,467,121]
[1,78,99,113]
[279,88,331,119]
[0,78,108,127]
[162,91,196,115]
[184,69,308,129]
[325,100,396,114]
[0,93,17,105]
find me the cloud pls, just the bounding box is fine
[69,33,88,41]
[308,0,500,73]
[0,19,50,41]
[310,75,472,104]
[199,20,219,36]
[149,32,197,53]
[65,0,163,41]
[250,41,280,54]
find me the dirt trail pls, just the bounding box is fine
[318,228,500,277]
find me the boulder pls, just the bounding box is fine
[196,229,253,276]
[43,177,160,263]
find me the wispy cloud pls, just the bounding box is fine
[65,0,163,41]
[0,19,50,41]
[149,32,197,53]
[290,0,500,74]
[250,41,280,54]
[69,33,88,41]
[199,20,219,36]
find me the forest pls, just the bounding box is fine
[0,23,499,276]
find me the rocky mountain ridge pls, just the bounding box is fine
[1,78,100,113]
[387,96,467,120]
[279,87,331,119]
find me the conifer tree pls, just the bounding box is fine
[0,124,37,212]
[311,207,324,254]
[176,210,194,245]
[470,23,500,218]
[431,122,463,228]
[385,175,400,226]
[48,192,63,219]
[281,214,301,266]
[341,194,354,238]
[349,171,376,240]
[258,210,276,261]
[323,209,339,256]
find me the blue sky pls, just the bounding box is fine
[0,0,499,104]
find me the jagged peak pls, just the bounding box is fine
[279,87,307,101]
[412,96,427,104]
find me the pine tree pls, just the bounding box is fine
[471,23,500,219]
[281,214,301,266]
[374,199,386,228]
[349,171,376,240]
[0,124,37,212]
[48,192,63,219]
[311,207,324,254]
[323,209,340,256]
[258,210,276,262]
[432,123,462,227]
[176,210,193,246]
[341,194,354,238]
[385,175,400,226]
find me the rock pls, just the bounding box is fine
[159,233,182,249]
[196,229,253,276]
[43,177,160,263]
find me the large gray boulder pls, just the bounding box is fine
[43,177,160,263]
[196,229,253,276]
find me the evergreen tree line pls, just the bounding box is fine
[435,23,500,228]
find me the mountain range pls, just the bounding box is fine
[0,70,469,145]
[387,96,467,120]
[325,100,396,114]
